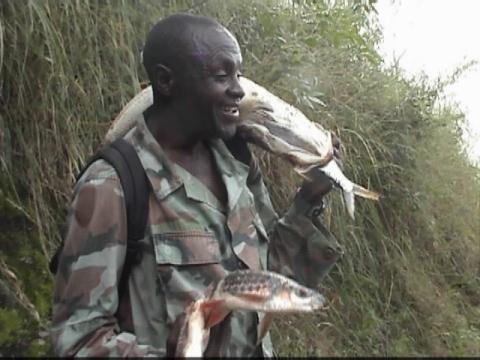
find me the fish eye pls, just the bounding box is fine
[294,287,308,298]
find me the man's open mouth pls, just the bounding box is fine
[222,105,239,117]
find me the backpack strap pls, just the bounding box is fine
[224,135,253,166]
[102,138,150,263]
[99,138,150,309]
[50,138,150,297]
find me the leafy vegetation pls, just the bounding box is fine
[1,0,479,356]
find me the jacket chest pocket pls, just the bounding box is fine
[153,230,221,265]
[152,230,225,322]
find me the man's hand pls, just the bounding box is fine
[297,132,342,204]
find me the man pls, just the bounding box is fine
[51,13,343,357]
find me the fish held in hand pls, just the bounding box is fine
[209,269,325,315]
[208,269,327,346]
[175,270,326,356]
[105,77,381,219]
[236,77,381,218]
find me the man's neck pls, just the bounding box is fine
[145,105,201,153]
[144,105,228,207]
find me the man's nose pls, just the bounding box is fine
[228,77,245,100]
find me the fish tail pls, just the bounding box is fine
[343,184,381,220]
[352,184,382,201]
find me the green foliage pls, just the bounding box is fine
[0,184,52,355]
[0,309,24,352]
[0,308,51,356]
[0,0,479,356]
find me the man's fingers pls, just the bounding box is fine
[333,147,340,158]
[331,132,341,149]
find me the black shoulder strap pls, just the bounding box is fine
[99,139,150,251]
[98,138,150,296]
[49,139,150,291]
[224,135,253,166]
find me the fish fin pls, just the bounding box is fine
[199,298,225,311]
[343,184,381,219]
[256,313,274,346]
[352,184,382,201]
[139,80,151,89]
[202,300,230,329]
[343,190,355,220]
[296,166,312,179]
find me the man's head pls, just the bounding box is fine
[142,14,245,140]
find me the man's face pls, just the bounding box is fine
[172,26,245,140]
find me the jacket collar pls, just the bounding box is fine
[130,116,250,211]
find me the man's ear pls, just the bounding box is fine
[153,64,174,97]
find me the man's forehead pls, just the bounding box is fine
[188,26,241,60]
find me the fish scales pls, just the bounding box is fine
[175,270,327,357]
[220,271,277,298]
[211,270,325,312]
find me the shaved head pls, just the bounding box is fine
[142,14,238,82]
[141,13,244,141]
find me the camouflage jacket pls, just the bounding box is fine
[51,116,343,357]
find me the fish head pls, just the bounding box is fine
[238,92,275,131]
[268,278,326,312]
[239,100,274,116]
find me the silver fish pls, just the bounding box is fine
[105,77,381,219]
[209,269,325,314]
[175,270,326,357]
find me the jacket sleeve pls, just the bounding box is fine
[51,162,163,357]
[246,156,343,288]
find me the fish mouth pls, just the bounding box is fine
[311,293,326,310]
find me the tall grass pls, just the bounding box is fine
[1,0,479,356]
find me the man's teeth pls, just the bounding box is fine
[223,106,239,115]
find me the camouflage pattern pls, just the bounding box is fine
[51,116,343,357]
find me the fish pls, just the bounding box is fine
[175,299,212,358]
[104,77,381,219]
[174,269,326,357]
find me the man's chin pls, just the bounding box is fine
[216,124,238,140]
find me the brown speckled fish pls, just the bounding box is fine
[175,270,326,357]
